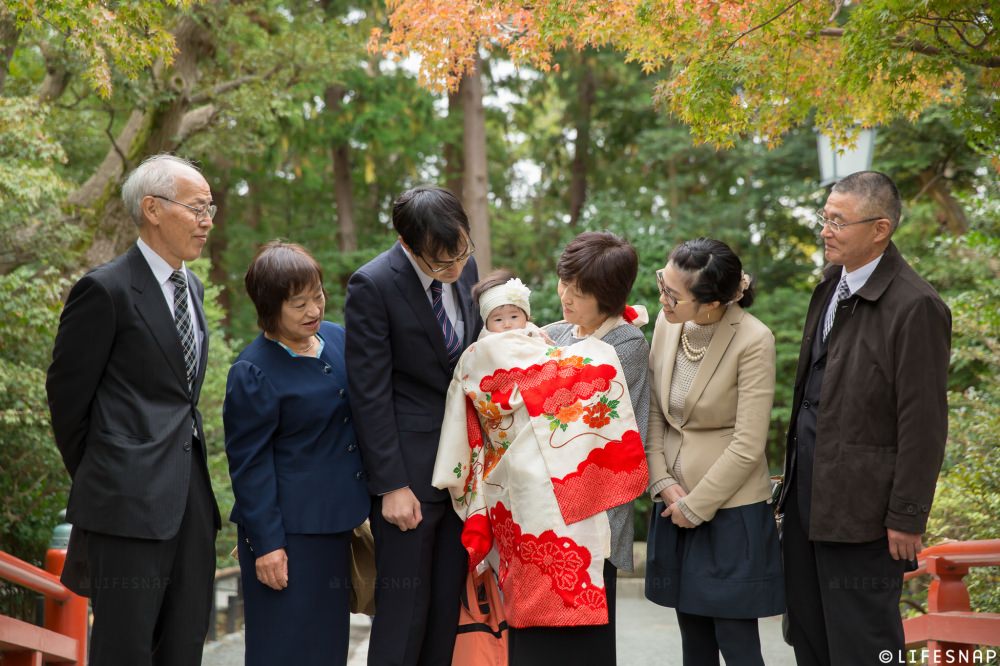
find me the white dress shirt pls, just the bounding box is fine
[137,238,203,373]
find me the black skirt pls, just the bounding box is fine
[645,500,784,619]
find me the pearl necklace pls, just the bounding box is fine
[680,332,707,362]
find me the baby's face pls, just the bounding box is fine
[486,304,528,332]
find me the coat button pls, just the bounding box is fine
[921,504,930,512]
[906,504,916,514]
[183,442,192,452]
[323,365,331,374]
[802,400,811,409]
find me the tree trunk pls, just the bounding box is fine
[61,15,216,272]
[568,53,595,226]
[444,88,464,199]
[461,53,491,274]
[0,10,19,94]
[917,168,968,235]
[325,84,357,252]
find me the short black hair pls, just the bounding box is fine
[392,186,471,259]
[832,171,902,231]
[244,240,324,333]
[557,231,638,316]
[669,238,755,308]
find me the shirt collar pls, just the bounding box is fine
[840,253,883,296]
[136,237,185,287]
[401,244,436,292]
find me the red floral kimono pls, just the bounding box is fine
[432,326,648,627]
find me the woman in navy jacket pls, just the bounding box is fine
[224,241,369,666]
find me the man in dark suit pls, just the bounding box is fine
[778,171,951,665]
[345,186,482,666]
[46,154,221,666]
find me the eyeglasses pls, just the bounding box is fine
[152,195,217,222]
[422,240,476,274]
[814,210,883,233]
[656,269,696,309]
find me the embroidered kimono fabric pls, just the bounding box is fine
[433,327,648,628]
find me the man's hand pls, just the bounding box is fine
[887,528,923,561]
[383,487,423,531]
[256,548,288,590]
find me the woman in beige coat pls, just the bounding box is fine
[644,238,783,666]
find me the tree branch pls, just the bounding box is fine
[724,0,803,54]
[817,27,1000,67]
[188,65,282,104]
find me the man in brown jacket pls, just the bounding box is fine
[778,171,951,666]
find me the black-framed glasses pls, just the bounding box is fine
[655,269,695,309]
[152,195,217,221]
[814,210,883,233]
[423,240,476,274]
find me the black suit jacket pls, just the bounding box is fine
[47,243,220,540]
[344,242,482,502]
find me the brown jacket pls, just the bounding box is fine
[779,242,951,542]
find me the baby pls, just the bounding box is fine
[472,268,546,339]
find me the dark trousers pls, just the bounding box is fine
[507,559,618,666]
[675,611,763,666]
[367,497,467,666]
[85,454,217,666]
[782,486,906,666]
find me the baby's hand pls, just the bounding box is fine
[538,330,556,345]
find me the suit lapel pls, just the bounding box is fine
[682,305,741,425]
[388,243,451,373]
[189,271,209,403]
[657,314,682,427]
[795,269,838,388]
[128,245,189,390]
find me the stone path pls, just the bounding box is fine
[202,578,796,665]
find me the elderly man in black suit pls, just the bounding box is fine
[778,171,951,665]
[46,154,221,666]
[345,186,482,666]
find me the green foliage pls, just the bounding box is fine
[0,268,72,564]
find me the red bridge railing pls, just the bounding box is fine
[903,538,1000,665]
[0,548,88,665]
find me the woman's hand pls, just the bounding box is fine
[659,486,696,528]
[658,485,687,515]
[255,547,288,590]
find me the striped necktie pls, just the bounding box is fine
[822,275,851,342]
[430,280,462,367]
[169,270,197,392]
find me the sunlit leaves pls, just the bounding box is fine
[7,0,200,98]
[376,0,996,150]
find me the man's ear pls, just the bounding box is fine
[141,196,160,227]
[873,218,893,243]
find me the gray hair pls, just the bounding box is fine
[831,170,902,232]
[121,154,202,227]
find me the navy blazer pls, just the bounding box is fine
[344,242,482,502]
[224,321,370,556]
